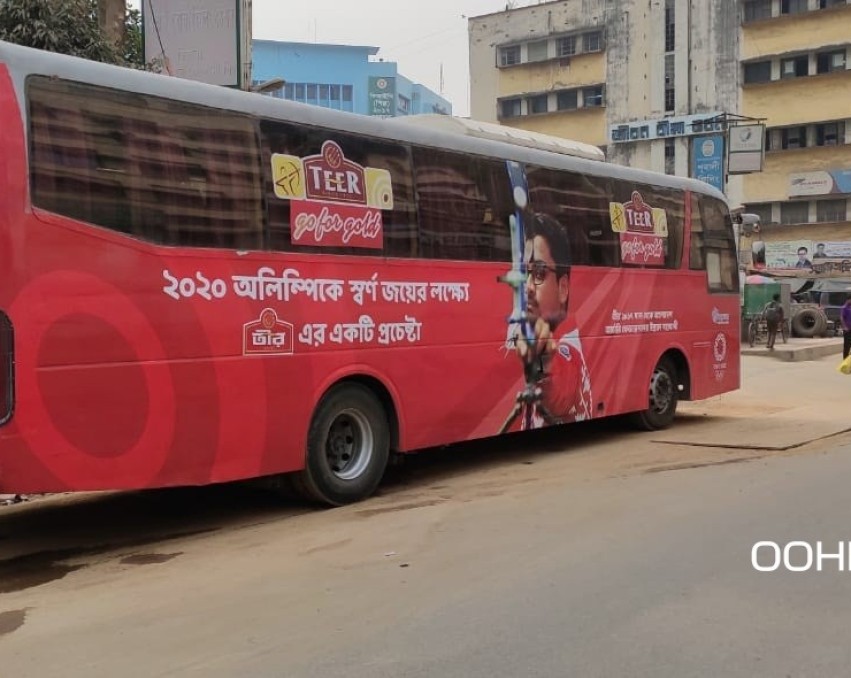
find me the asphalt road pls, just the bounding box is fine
[2,411,850,677]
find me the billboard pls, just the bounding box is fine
[788,169,851,197]
[608,112,723,144]
[751,240,851,274]
[727,124,765,174]
[691,135,725,192]
[368,77,396,117]
[143,0,242,87]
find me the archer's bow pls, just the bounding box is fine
[500,161,535,358]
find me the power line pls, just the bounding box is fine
[144,0,172,75]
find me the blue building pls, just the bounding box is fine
[251,40,452,117]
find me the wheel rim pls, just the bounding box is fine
[325,409,373,481]
[649,368,674,415]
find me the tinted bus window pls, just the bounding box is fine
[261,120,418,258]
[28,77,263,250]
[412,148,513,262]
[526,167,618,267]
[691,195,738,293]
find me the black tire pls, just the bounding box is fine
[747,321,757,348]
[631,358,679,431]
[792,309,825,338]
[293,383,390,506]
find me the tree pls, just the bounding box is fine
[0,0,143,67]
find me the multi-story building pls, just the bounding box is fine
[252,40,451,118]
[468,0,851,268]
[739,0,851,265]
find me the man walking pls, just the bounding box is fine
[841,297,851,359]
[763,294,784,351]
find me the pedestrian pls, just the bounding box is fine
[841,297,851,359]
[763,294,783,351]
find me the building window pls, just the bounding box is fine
[499,45,521,67]
[500,98,522,118]
[780,56,809,78]
[817,199,848,222]
[819,0,848,7]
[744,61,772,83]
[285,82,354,111]
[664,54,675,112]
[665,0,675,52]
[744,0,773,21]
[556,89,578,110]
[528,94,548,115]
[318,84,330,107]
[781,126,808,149]
[342,85,353,112]
[817,50,847,73]
[583,31,603,53]
[781,201,809,225]
[780,0,808,14]
[744,203,773,225]
[816,122,845,146]
[664,138,675,175]
[398,95,410,114]
[527,40,548,62]
[582,86,604,107]
[556,35,576,57]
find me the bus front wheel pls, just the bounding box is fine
[295,383,390,506]
[631,358,678,431]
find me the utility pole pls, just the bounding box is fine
[98,0,126,51]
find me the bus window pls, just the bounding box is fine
[28,77,263,250]
[691,195,738,293]
[260,120,418,258]
[412,148,513,262]
[525,167,618,267]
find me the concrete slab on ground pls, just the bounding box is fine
[740,336,843,362]
[654,353,850,451]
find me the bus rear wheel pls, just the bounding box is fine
[294,383,390,506]
[631,358,678,431]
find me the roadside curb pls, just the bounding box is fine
[741,340,843,362]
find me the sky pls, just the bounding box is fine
[251,0,516,117]
[133,0,531,117]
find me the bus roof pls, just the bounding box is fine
[0,40,728,205]
[387,115,606,162]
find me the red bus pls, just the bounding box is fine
[0,42,740,505]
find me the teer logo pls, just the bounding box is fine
[303,141,366,205]
[243,309,294,356]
